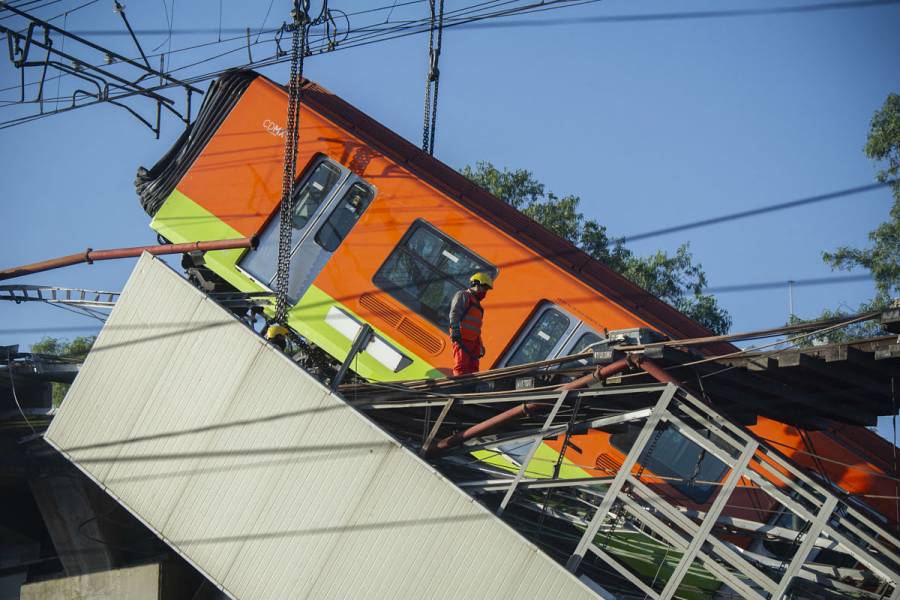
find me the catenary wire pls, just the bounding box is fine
[5,0,898,122]
[623,181,894,243]
[0,0,601,124]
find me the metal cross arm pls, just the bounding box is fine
[2,5,202,95]
[2,23,175,106]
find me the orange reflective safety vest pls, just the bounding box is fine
[458,290,484,343]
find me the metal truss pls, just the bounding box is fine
[449,383,900,599]
[0,284,275,324]
[0,285,118,307]
[1,3,202,136]
[0,284,118,321]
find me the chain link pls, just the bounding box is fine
[421,0,444,155]
[421,0,436,153]
[274,10,307,324]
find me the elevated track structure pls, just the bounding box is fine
[42,254,900,599]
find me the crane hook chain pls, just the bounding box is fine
[274,3,309,325]
[421,0,444,155]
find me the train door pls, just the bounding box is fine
[239,156,375,302]
[499,302,605,368]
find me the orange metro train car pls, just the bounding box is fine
[137,70,899,533]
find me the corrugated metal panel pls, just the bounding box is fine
[45,254,599,600]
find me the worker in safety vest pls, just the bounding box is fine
[448,272,493,376]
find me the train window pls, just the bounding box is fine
[609,423,728,505]
[505,308,571,367]
[558,331,603,370]
[292,161,343,230]
[315,181,375,252]
[373,221,497,329]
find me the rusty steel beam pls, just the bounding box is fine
[427,357,636,455]
[633,356,681,387]
[0,238,258,281]
[427,355,687,456]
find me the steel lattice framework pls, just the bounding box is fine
[433,382,900,599]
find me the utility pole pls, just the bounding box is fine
[788,280,795,317]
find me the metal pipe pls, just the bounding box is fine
[0,237,258,281]
[428,357,634,455]
[633,356,681,387]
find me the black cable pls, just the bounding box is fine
[459,0,900,28]
[75,508,161,556]
[704,273,872,294]
[0,0,550,121]
[623,182,892,243]
[168,0,175,58]
[6,357,37,434]
[0,0,68,22]
[3,0,898,141]
[255,0,276,44]
[385,0,400,22]
[41,0,900,36]
[151,0,173,54]
[0,0,716,118]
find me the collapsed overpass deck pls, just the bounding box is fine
[45,254,900,599]
[44,254,599,600]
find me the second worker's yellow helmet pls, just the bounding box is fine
[265,324,289,340]
[470,272,494,289]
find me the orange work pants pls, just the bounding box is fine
[452,340,480,376]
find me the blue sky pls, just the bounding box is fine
[1,0,898,427]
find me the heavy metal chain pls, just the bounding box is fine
[421,0,444,155]
[536,393,583,536]
[274,4,308,324]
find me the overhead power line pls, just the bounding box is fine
[704,273,872,294]
[622,181,892,243]
[0,0,591,128]
[0,2,203,135]
[4,0,899,132]
[33,0,900,36]
[455,0,900,28]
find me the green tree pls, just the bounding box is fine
[824,94,900,304]
[460,161,732,334]
[30,336,95,406]
[791,93,900,345]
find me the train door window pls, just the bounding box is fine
[314,182,375,252]
[504,307,572,367]
[558,331,604,370]
[373,220,497,329]
[283,175,376,303]
[292,161,343,231]
[610,423,729,505]
[240,158,345,288]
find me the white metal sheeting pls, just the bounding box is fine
[45,254,599,600]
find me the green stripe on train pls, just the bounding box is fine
[150,189,266,293]
[288,285,443,382]
[472,445,590,479]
